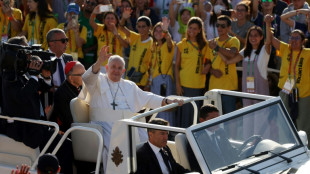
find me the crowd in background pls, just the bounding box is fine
[1,0,310,142]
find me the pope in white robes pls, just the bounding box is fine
[79,46,183,173]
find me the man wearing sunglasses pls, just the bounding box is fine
[205,15,240,115]
[46,28,73,88]
[280,0,309,43]
[79,0,99,69]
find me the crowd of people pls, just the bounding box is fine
[1,0,310,173]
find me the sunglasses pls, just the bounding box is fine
[262,0,273,3]
[50,38,69,43]
[86,0,97,6]
[216,23,227,28]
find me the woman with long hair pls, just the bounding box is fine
[224,26,271,104]
[20,0,57,49]
[120,8,153,89]
[150,18,175,125]
[90,7,128,72]
[175,17,208,128]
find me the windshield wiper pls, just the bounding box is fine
[269,151,292,163]
[219,163,259,174]
[248,150,292,163]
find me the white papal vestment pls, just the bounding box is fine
[79,67,164,173]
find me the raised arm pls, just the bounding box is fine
[169,0,181,27]
[252,0,258,20]
[280,10,299,28]
[198,0,207,21]
[265,14,280,50]
[90,5,101,32]
[119,7,132,37]
[161,17,173,51]
[92,46,112,74]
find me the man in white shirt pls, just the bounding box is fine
[135,118,190,174]
[80,46,183,173]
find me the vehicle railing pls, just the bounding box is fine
[131,96,208,124]
[51,126,103,174]
[0,115,59,170]
[208,89,274,100]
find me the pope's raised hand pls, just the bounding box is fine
[98,46,112,65]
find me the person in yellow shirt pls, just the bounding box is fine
[149,18,175,126]
[266,14,310,143]
[120,9,152,89]
[205,15,240,115]
[175,17,208,128]
[57,3,87,61]
[90,5,128,72]
[0,0,22,42]
[20,0,57,50]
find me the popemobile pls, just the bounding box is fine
[1,89,310,174]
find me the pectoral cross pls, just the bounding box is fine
[111,101,118,110]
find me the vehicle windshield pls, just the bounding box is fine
[191,101,300,172]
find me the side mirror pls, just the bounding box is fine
[298,131,308,146]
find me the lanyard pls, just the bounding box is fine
[105,30,116,54]
[288,48,302,80]
[211,37,231,64]
[247,54,258,76]
[154,43,172,79]
[1,16,6,34]
[187,40,202,74]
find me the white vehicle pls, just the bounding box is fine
[0,89,309,174]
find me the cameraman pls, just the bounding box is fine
[1,36,74,174]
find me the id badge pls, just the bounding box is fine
[246,76,255,93]
[282,78,294,94]
[71,52,78,60]
[1,34,8,43]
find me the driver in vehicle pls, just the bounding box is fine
[189,104,239,171]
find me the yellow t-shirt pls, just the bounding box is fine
[126,31,153,86]
[151,41,175,80]
[278,42,310,98]
[177,38,207,89]
[22,14,57,50]
[0,8,23,41]
[57,23,87,59]
[206,36,240,90]
[94,24,126,65]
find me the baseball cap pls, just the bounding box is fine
[37,154,59,173]
[67,3,80,14]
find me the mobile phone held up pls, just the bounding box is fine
[99,4,113,13]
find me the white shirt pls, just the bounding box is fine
[148,141,170,174]
[239,45,270,80]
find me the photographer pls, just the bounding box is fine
[1,36,73,174]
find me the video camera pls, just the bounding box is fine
[0,42,57,76]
